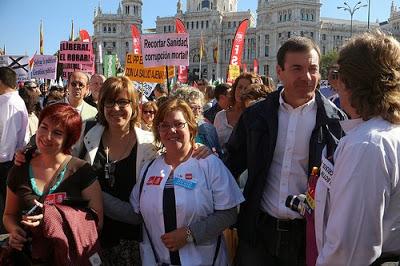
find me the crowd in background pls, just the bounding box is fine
[0,30,399,266]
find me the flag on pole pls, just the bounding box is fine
[130,24,141,55]
[213,44,218,64]
[175,18,188,83]
[69,20,74,41]
[253,59,258,74]
[29,51,38,70]
[199,32,206,60]
[79,29,91,42]
[98,44,103,64]
[40,20,44,55]
[243,63,247,73]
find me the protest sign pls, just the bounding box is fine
[125,53,175,83]
[141,33,189,67]
[133,81,157,98]
[31,55,57,79]
[228,64,240,83]
[103,54,117,78]
[0,55,29,81]
[59,41,95,79]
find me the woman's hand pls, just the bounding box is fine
[8,226,27,251]
[192,144,213,159]
[160,227,188,252]
[21,200,43,228]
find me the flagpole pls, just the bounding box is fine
[216,37,220,81]
[166,65,170,95]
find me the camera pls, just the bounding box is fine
[285,194,307,216]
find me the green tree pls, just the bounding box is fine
[320,50,338,80]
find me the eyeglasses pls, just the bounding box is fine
[158,121,187,132]
[190,105,202,112]
[104,161,116,188]
[143,110,156,115]
[70,81,86,88]
[104,99,131,108]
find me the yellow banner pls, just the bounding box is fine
[125,53,175,83]
[228,64,240,83]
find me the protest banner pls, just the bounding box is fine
[125,53,174,83]
[228,64,240,82]
[0,55,30,81]
[59,41,95,79]
[133,81,157,98]
[141,33,189,67]
[31,55,57,80]
[227,19,249,83]
[175,18,188,83]
[103,54,116,78]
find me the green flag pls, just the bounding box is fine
[103,54,116,78]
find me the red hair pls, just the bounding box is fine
[39,103,82,154]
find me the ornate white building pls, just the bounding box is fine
[92,0,395,80]
[92,0,142,73]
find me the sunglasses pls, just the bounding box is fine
[70,81,86,88]
[143,110,156,115]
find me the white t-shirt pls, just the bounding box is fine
[130,154,244,266]
[213,109,233,147]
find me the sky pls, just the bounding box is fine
[0,0,394,56]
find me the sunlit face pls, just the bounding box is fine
[104,91,133,130]
[234,78,251,104]
[188,99,203,120]
[277,49,320,101]
[68,72,89,103]
[36,118,66,155]
[158,110,192,152]
[89,75,104,101]
[142,106,156,125]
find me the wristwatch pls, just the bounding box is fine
[185,226,194,243]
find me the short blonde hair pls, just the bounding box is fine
[97,76,140,128]
[152,98,198,148]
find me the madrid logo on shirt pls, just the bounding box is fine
[146,176,163,186]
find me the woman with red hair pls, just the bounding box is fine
[3,103,103,264]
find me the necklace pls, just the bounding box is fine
[29,164,68,196]
[103,130,134,162]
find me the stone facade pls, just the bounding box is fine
[92,0,395,81]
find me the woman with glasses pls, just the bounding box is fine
[75,76,154,265]
[140,101,158,132]
[130,97,244,266]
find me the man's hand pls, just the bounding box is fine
[160,227,188,252]
[192,143,212,159]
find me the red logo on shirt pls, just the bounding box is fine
[185,173,193,180]
[146,176,163,185]
[44,192,67,205]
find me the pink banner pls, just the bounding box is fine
[175,18,188,83]
[59,41,93,64]
[141,33,189,67]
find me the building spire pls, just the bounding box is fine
[177,0,182,14]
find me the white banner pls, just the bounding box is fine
[0,55,30,81]
[31,55,57,80]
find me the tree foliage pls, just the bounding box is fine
[320,50,338,80]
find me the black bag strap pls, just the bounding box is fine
[138,159,160,263]
[212,234,222,266]
[39,155,72,203]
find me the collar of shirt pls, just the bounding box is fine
[339,118,364,134]
[66,97,84,114]
[279,89,316,114]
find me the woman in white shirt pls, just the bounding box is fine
[130,98,244,266]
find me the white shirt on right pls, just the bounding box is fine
[316,117,400,265]
[261,90,317,219]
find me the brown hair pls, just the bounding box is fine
[277,37,321,70]
[152,98,198,148]
[97,76,140,128]
[240,83,273,103]
[142,101,158,113]
[231,72,263,106]
[338,30,400,124]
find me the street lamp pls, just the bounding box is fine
[337,1,368,37]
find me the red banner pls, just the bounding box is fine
[227,19,249,83]
[79,30,91,43]
[253,59,258,74]
[243,63,247,73]
[175,18,188,83]
[130,24,141,55]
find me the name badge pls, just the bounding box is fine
[320,155,334,189]
[44,192,67,205]
[173,177,197,190]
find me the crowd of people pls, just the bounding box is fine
[0,30,399,266]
